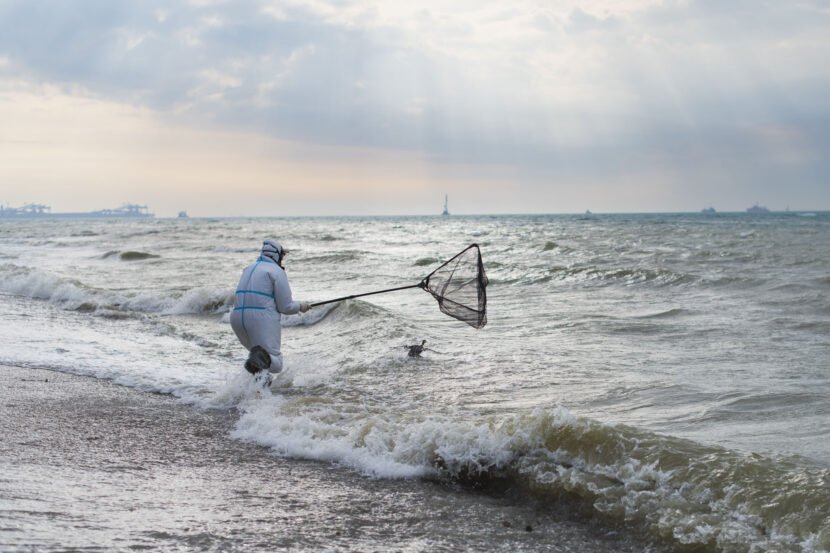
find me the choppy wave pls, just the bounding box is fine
[122,251,160,261]
[4,213,830,553]
[213,246,255,253]
[634,308,690,319]
[230,400,830,553]
[414,257,441,266]
[101,250,161,261]
[0,265,233,316]
[493,265,697,287]
[0,264,381,326]
[117,229,162,239]
[304,251,362,263]
[561,266,696,286]
[299,298,395,325]
[281,303,340,327]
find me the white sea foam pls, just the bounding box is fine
[228,398,830,552]
[0,265,234,315]
[281,303,338,326]
[163,287,234,315]
[4,214,830,553]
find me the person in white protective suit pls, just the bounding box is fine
[230,240,310,375]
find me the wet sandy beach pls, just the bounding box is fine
[0,364,656,553]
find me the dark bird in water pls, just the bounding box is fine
[405,340,427,358]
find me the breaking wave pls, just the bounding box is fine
[550,266,696,286]
[0,265,382,328]
[281,303,340,327]
[303,251,362,263]
[414,257,441,266]
[230,400,830,553]
[493,265,697,287]
[0,265,233,316]
[634,308,690,319]
[101,250,161,261]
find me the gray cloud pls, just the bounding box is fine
[1,0,829,210]
[567,8,620,32]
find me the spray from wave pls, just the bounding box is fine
[229,398,829,553]
[0,264,234,316]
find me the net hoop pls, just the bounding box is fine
[309,243,488,329]
[421,243,488,329]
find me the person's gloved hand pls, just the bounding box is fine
[300,301,311,313]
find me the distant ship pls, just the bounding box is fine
[0,203,51,217]
[585,209,592,215]
[178,211,188,218]
[441,195,450,216]
[746,203,770,213]
[0,203,154,219]
[701,206,716,213]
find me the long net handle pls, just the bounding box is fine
[309,282,425,308]
[308,243,480,308]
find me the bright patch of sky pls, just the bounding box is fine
[1,0,828,215]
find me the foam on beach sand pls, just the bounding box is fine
[0,365,651,553]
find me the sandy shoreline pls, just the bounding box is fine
[0,364,652,552]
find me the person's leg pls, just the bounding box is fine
[267,351,283,373]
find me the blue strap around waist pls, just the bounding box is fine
[233,306,266,311]
[235,289,275,299]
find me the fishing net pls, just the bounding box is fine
[310,243,489,329]
[420,244,488,329]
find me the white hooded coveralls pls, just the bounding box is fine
[230,241,301,373]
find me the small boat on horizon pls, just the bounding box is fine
[701,206,716,214]
[441,195,450,216]
[747,203,770,213]
[178,211,188,218]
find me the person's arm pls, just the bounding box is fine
[272,267,303,314]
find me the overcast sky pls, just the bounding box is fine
[1,0,828,216]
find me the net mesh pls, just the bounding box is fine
[421,244,488,329]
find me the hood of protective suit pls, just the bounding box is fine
[261,239,284,265]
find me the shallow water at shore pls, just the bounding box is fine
[0,365,654,553]
[1,212,829,552]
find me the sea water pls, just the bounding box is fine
[0,212,828,552]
